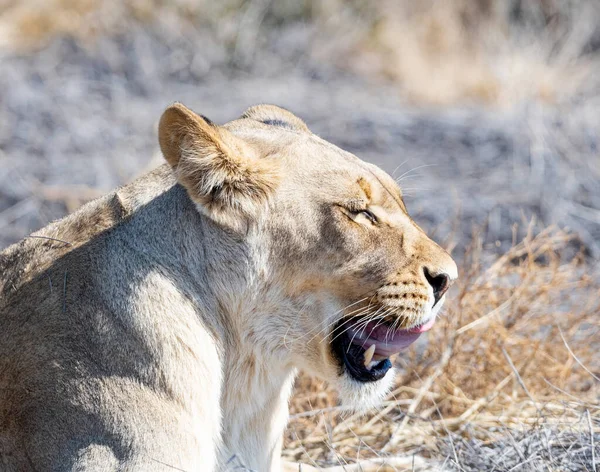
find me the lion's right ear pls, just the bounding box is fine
[158,103,279,229]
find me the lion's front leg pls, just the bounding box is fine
[19,379,222,472]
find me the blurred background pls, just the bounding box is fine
[1,0,600,256]
[1,1,599,470]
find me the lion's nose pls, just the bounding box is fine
[423,268,451,306]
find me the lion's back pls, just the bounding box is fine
[0,165,175,302]
[0,192,126,300]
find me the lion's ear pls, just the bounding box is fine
[241,104,310,133]
[158,103,279,229]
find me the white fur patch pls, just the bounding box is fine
[335,367,396,412]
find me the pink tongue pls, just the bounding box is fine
[347,318,435,357]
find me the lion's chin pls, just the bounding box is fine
[323,315,436,411]
[335,367,396,412]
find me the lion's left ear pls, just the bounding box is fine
[158,103,279,229]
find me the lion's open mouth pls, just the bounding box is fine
[330,317,435,382]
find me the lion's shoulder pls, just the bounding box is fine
[0,165,175,299]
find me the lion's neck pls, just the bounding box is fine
[117,171,297,469]
[219,346,297,471]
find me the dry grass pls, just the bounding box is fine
[341,0,600,106]
[285,227,599,470]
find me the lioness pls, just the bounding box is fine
[0,104,456,471]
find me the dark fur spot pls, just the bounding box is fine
[200,115,214,126]
[260,119,294,130]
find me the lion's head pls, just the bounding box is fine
[159,103,457,407]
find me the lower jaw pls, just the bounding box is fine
[345,343,393,382]
[330,324,392,383]
[330,317,431,383]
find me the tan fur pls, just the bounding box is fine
[0,103,456,471]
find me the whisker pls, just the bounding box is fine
[344,307,394,349]
[365,311,394,343]
[394,164,436,183]
[388,312,403,337]
[345,308,387,353]
[328,305,379,345]
[290,295,373,344]
[313,301,377,345]
[390,160,409,180]
[384,308,409,342]
[354,309,388,340]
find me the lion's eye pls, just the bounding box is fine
[346,208,377,225]
[360,209,378,224]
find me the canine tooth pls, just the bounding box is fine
[363,344,376,367]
